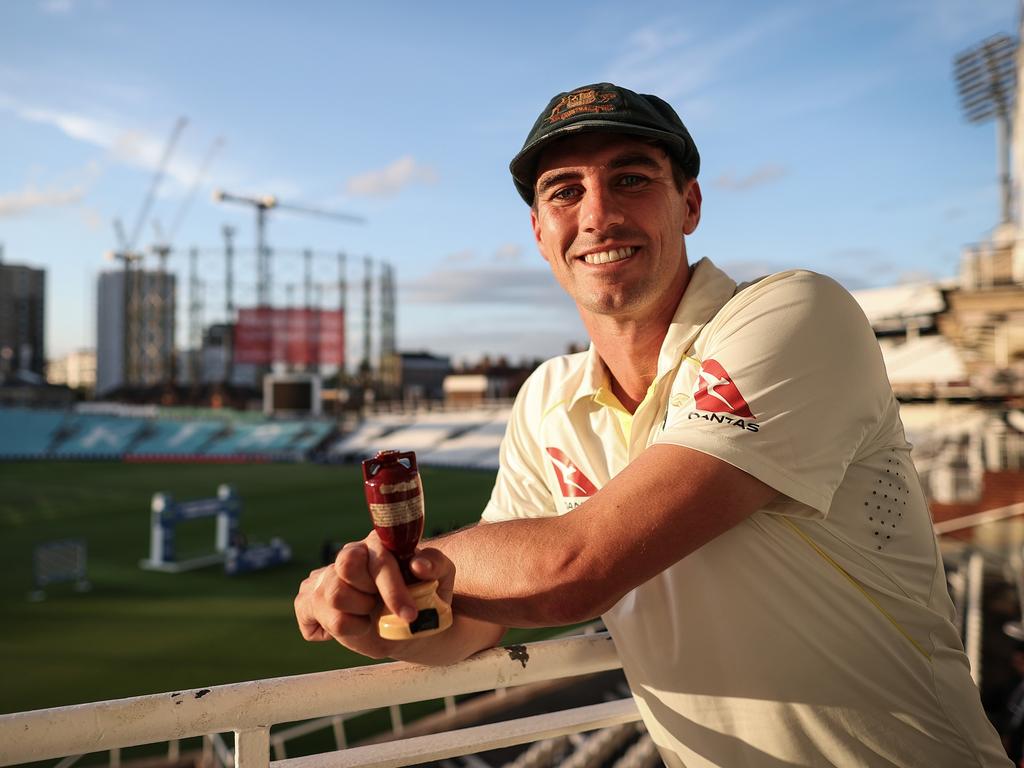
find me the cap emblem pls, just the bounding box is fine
[544,87,619,124]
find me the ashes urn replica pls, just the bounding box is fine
[362,450,452,639]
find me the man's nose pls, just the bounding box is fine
[580,186,624,233]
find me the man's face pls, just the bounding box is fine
[530,133,701,322]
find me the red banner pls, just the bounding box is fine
[234,308,344,365]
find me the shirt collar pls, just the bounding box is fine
[566,257,738,409]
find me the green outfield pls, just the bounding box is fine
[0,460,526,720]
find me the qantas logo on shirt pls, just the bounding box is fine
[545,447,599,498]
[692,359,754,418]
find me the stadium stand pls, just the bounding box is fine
[0,402,506,465]
[0,408,65,459]
[326,408,509,468]
[128,420,227,458]
[203,421,325,459]
[49,413,147,459]
[289,421,336,453]
[327,413,420,461]
[417,409,509,470]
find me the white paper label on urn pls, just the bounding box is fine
[369,499,422,527]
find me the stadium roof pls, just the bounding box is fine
[879,335,967,385]
[850,281,949,330]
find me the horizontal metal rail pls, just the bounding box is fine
[273,698,641,768]
[933,501,1024,534]
[0,632,622,767]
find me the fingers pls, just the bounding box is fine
[294,532,456,658]
[365,541,417,623]
[409,548,456,604]
[295,559,378,644]
[333,542,375,593]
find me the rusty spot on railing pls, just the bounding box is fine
[194,689,211,699]
[506,645,529,668]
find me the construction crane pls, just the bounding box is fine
[105,116,188,390]
[212,189,365,307]
[150,135,226,272]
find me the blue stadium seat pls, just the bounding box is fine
[50,414,147,458]
[129,420,226,457]
[0,408,66,458]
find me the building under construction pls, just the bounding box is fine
[95,269,176,397]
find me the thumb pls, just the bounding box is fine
[410,548,455,604]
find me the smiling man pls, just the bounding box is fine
[295,83,1010,767]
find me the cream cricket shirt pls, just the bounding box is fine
[482,259,1009,767]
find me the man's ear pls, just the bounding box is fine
[683,179,702,236]
[530,207,551,263]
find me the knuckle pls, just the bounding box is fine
[327,612,365,638]
[335,555,366,584]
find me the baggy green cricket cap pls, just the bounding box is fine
[509,82,700,205]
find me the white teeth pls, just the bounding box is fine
[582,247,635,265]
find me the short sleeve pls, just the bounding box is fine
[481,375,559,523]
[654,271,889,516]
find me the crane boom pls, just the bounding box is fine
[212,188,365,306]
[273,200,365,224]
[127,116,189,253]
[167,136,226,241]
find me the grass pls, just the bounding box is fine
[0,461,506,716]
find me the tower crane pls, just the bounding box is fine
[211,189,365,307]
[150,135,226,272]
[105,115,188,389]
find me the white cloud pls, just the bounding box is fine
[3,98,207,192]
[38,0,110,15]
[345,156,438,198]
[891,0,1012,43]
[713,164,787,192]
[443,249,477,264]
[493,243,524,262]
[605,8,807,102]
[0,183,85,217]
[0,160,103,218]
[40,0,74,14]
[403,266,566,306]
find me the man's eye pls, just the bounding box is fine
[551,187,580,201]
[618,174,645,187]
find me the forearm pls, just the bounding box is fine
[430,517,599,627]
[429,444,778,628]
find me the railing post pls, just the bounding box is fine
[966,551,985,685]
[389,704,405,735]
[331,715,347,748]
[234,727,269,768]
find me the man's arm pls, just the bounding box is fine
[295,443,773,661]
[431,443,777,627]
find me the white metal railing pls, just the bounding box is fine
[0,632,631,768]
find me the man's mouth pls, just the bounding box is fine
[580,246,636,265]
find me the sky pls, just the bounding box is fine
[0,0,1019,368]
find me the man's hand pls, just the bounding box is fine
[294,531,455,660]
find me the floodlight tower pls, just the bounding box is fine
[954,34,1018,225]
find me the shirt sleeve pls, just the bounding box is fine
[481,374,559,523]
[654,271,890,517]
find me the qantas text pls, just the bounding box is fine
[688,411,760,432]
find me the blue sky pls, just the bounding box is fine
[0,0,1017,366]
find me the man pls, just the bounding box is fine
[295,83,1010,766]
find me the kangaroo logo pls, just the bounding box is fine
[545,447,599,498]
[692,360,754,418]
